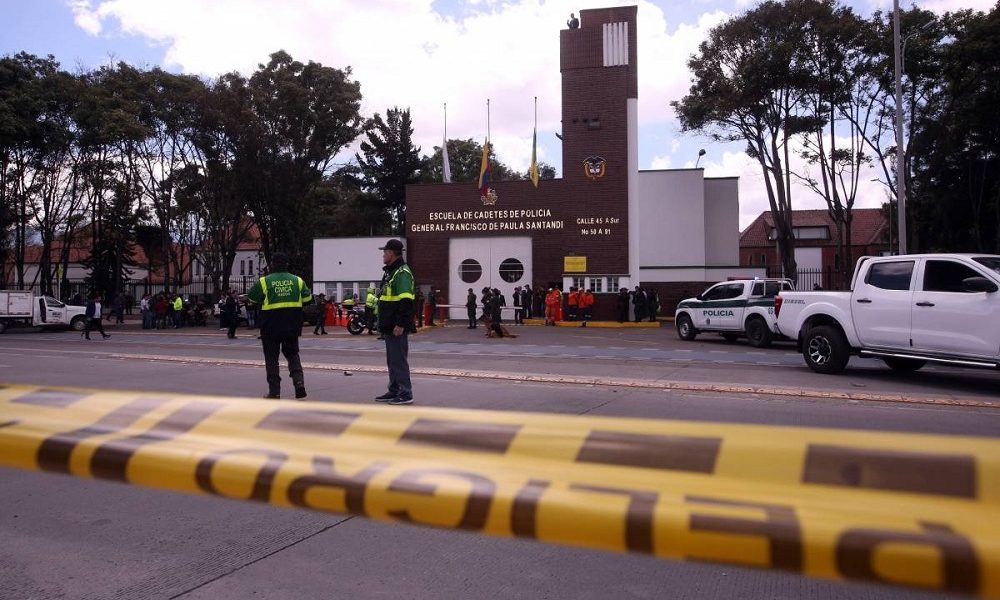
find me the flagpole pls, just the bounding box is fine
[444,102,447,139]
[487,98,491,143]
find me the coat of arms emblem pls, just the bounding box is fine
[583,156,607,180]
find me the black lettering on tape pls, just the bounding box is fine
[803,444,976,499]
[36,397,170,474]
[287,456,389,514]
[576,430,720,473]
[512,479,550,539]
[89,401,223,482]
[255,408,359,437]
[836,521,979,593]
[13,389,89,408]
[686,496,803,571]
[196,448,289,502]
[398,418,521,454]
[387,469,495,530]
[571,484,658,553]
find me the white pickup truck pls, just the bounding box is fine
[0,291,89,334]
[675,278,793,347]
[774,254,1000,374]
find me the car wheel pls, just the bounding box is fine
[676,314,697,341]
[721,333,739,343]
[745,316,773,348]
[883,357,926,372]
[70,316,87,332]
[802,325,850,374]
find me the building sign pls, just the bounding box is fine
[410,209,565,233]
[564,256,587,272]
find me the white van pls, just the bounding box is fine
[0,291,88,333]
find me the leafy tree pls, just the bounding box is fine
[420,138,524,184]
[245,51,363,279]
[356,107,421,234]
[673,0,819,279]
[910,7,1000,252]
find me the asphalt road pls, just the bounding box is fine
[1,323,997,600]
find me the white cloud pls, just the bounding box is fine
[650,155,672,169]
[68,0,103,35]
[63,0,729,173]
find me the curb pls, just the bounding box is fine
[109,353,998,409]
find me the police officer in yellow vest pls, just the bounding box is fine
[364,286,377,335]
[247,252,312,400]
[374,239,415,405]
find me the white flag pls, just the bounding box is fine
[442,138,452,183]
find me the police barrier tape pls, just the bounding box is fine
[1,383,998,597]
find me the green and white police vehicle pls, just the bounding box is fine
[674,278,793,347]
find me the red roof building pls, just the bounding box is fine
[739,208,890,288]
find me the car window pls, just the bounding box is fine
[700,285,724,301]
[762,282,781,298]
[973,256,1000,275]
[44,296,65,307]
[865,261,914,291]
[923,260,985,293]
[719,284,744,300]
[781,281,793,291]
[751,282,764,296]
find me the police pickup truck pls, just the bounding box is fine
[0,290,88,333]
[674,278,793,347]
[775,254,1000,374]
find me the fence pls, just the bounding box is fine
[765,266,848,291]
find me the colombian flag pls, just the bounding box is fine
[529,127,539,188]
[478,140,492,196]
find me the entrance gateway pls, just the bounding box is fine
[448,237,532,320]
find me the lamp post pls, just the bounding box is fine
[695,148,706,168]
[892,0,907,255]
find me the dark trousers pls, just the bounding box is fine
[84,317,107,338]
[384,332,412,399]
[313,312,326,334]
[467,308,477,328]
[262,335,304,395]
[227,318,238,338]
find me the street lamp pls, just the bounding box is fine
[891,9,933,255]
[695,148,706,168]
[892,0,907,255]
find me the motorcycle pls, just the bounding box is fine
[346,307,369,335]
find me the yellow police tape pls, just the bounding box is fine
[1,383,998,596]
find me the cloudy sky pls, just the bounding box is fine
[3,0,991,228]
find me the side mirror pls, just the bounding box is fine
[962,276,999,293]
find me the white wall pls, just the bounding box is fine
[703,177,740,266]
[637,170,706,267]
[313,237,398,301]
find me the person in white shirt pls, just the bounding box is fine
[83,293,110,340]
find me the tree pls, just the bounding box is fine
[244,51,363,279]
[419,138,524,184]
[673,0,819,279]
[356,107,421,234]
[909,7,1000,252]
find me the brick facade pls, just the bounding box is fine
[405,7,638,320]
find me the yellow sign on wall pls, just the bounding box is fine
[564,256,587,272]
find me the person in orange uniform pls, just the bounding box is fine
[579,288,595,326]
[567,287,579,321]
[544,286,562,326]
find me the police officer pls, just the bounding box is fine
[364,286,377,335]
[466,288,477,329]
[374,239,415,405]
[247,252,312,400]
